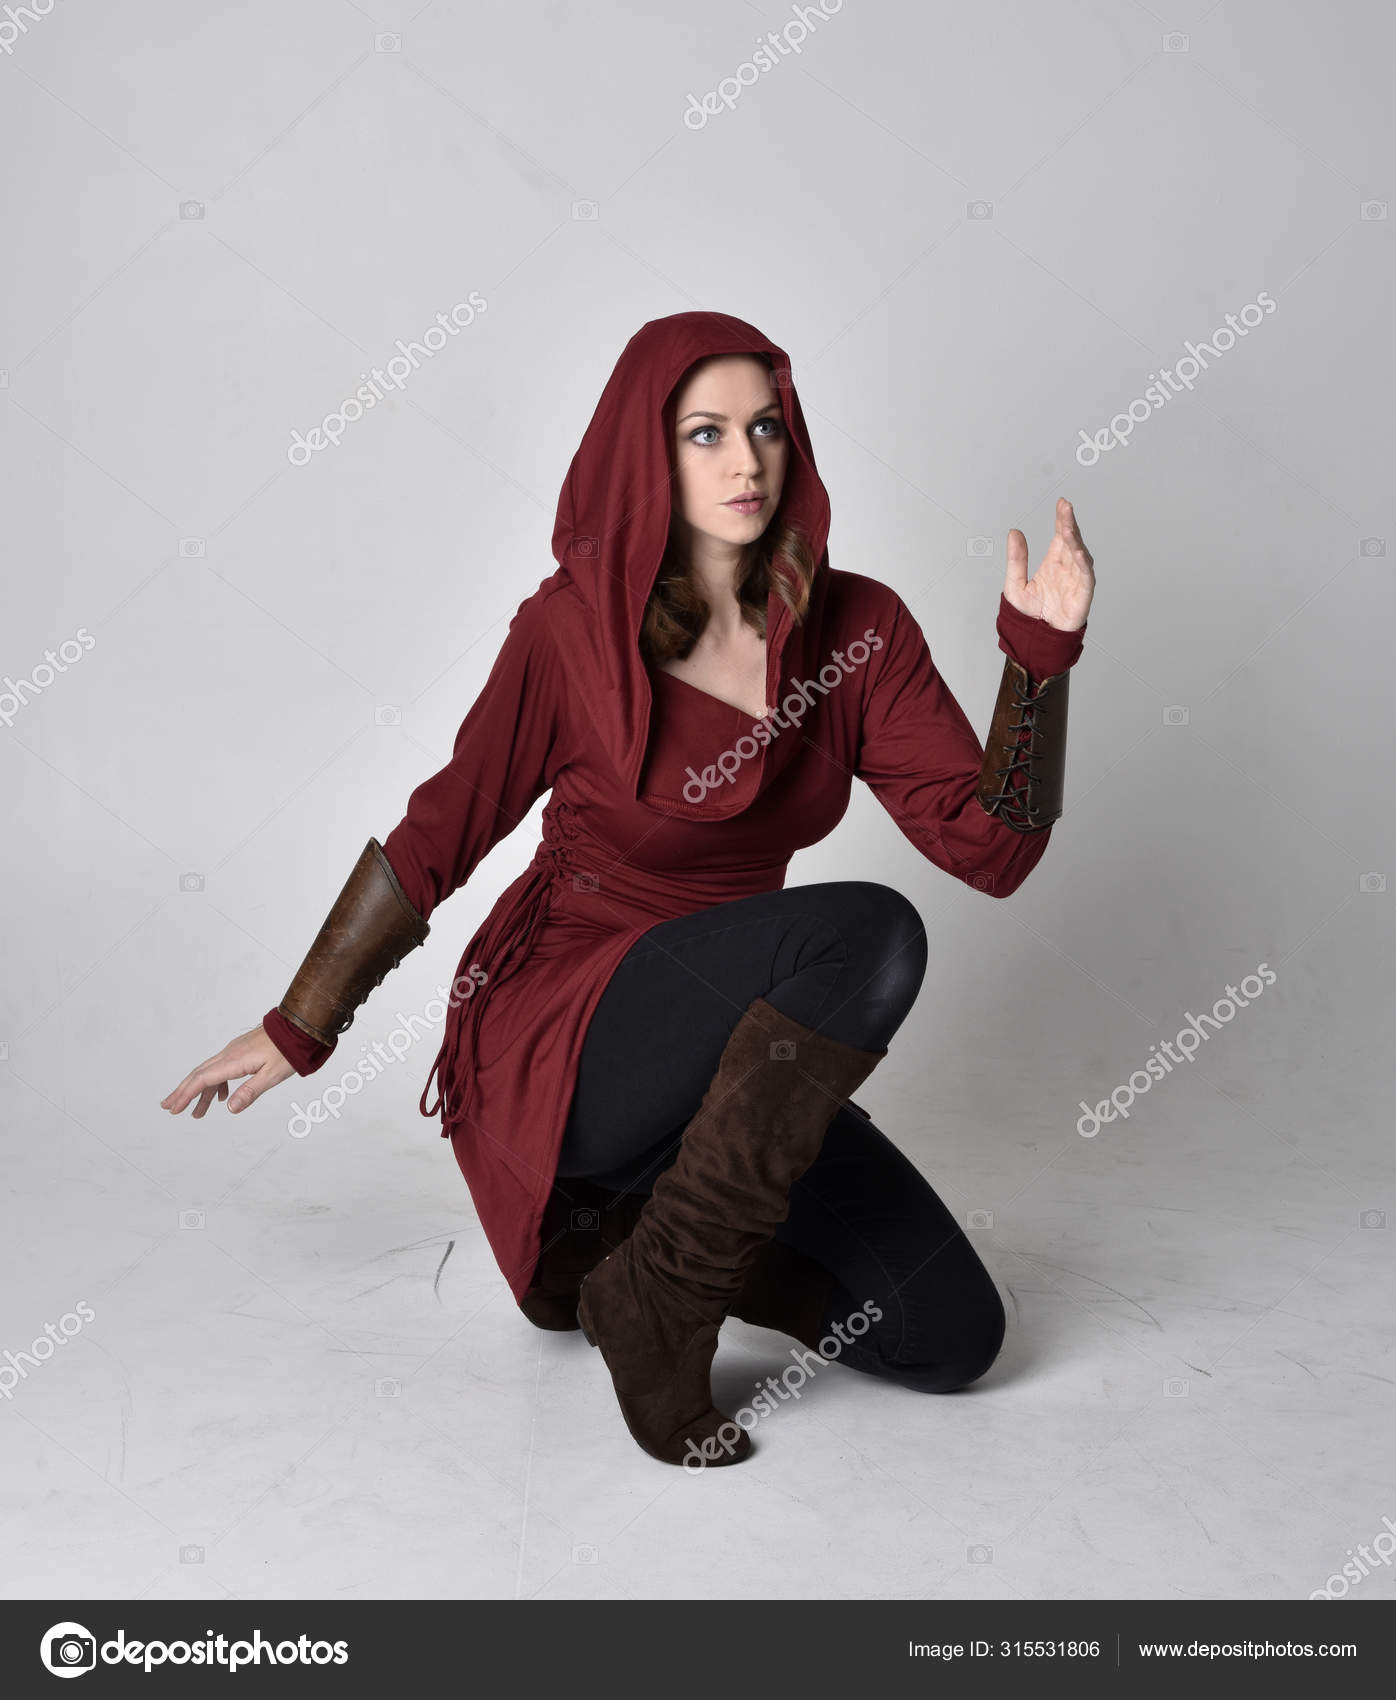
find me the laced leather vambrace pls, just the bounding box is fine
[974,657,1070,832]
[276,837,430,1047]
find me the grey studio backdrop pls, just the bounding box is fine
[2,0,1392,1604]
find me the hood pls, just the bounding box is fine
[549,309,833,821]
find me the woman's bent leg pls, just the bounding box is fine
[556,880,927,1185]
[554,882,1002,1391]
[774,1104,1007,1393]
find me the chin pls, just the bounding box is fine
[719,512,771,536]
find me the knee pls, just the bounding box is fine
[840,883,928,1014]
[889,1285,1007,1394]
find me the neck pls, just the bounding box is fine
[673,522,754,639]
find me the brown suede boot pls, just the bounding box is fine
[575,996,886,1467]
[728,1238,838,1351]
[523,1209,836,1344]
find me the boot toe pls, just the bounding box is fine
[519,1290,581,1330]
[579,1266,751,1467]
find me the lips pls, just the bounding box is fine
[724,493,766,510]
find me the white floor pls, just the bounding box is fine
[3,1003,1389,1602]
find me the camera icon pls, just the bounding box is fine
[44,1627,96,1672]
[1360,200,1387,220]
[180,1543,204,1564]
[966,1209,994,1230]
[573,536,598,558]
[966,201,993,220]
[969,870,995,893]
[966,536,993,557]
[179,872,204,892]
[770,1039,797,1061]
[375,1377,401,1397]
[573,1544,598,1563]
[1360,537,1386,556]
[570,1207,600,1232]
[1163,704,1189,726]
[179,1209,205,1230]
[374,704,401,726]
[375,32,401,51]
[1163,1376,1189,1397]
[572,871,599,892]
[179,200,205,220]
[771,367,794,388]
[1360,1210,1387,1229]
[1162,32,1189,52]
[967,1544,993,1564]
[1359,873,1387,893]
[179,537,205,557]
[571,200,599,220]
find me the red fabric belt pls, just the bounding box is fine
[419,804,582,1134]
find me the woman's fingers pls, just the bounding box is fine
[1003,526,1030,599]
[191,1080,230,1120]
[162,1058,229,1115]
[1004,502,1094,611]
[1057,496,1094,566]
[228,1065,278,1115]
[179,1065,236,1116]
[162,1028,281,1115]
[161,1058,208,1110]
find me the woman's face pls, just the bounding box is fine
[669,354,789,555]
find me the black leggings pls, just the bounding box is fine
[556,882,1006,1393]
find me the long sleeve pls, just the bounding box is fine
[854,591,1086,900]
[263,586,570,1075]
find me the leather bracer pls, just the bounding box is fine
[975,657,1070,832]
[277,837,430,1047]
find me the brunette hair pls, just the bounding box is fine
[640,354,816,666]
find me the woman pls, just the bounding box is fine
[162,310,1094,1471]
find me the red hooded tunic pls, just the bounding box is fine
[264,311,1086,1305]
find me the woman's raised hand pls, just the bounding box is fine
[1003,496,1095,632]
[160,1024,296,1118]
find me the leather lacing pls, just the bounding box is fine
[985,675,1051,832]
[419,800,583,1133]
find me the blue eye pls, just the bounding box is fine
[687,417,783,447]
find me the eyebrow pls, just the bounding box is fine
[677,403,782,424]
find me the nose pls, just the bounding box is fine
[729,433,762,477]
